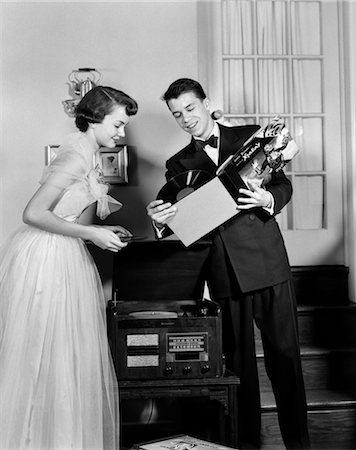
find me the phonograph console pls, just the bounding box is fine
[107,239,224,380]
[108,298,223,380]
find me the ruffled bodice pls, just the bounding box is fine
[40,133,121,222]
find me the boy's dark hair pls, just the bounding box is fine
[162,78,206,103]
[75,86,138,132]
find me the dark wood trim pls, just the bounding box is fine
[291,265,349,305]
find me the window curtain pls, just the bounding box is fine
[222,0,324,229]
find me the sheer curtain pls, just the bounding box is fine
[222,0,324,230]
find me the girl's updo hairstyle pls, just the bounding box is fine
[75,86,138,132]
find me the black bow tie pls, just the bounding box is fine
[195,135,218,150]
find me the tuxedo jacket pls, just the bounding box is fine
[162,124,293,297]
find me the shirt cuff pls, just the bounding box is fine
[153,221,165,238]
[262,191,275,215]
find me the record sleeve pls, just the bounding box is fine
[165,177,238,247]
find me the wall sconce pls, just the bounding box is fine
[62,68,102,117]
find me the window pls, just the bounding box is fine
[221,0,326,231]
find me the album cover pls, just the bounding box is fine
[135,434,237,450]
[216,116,299,188]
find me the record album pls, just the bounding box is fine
[156,170,212,204]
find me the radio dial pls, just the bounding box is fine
[164,366,173,376]
[201,364,210,374]
[182,365,192,375]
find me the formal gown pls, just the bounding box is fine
[0,133,121,449]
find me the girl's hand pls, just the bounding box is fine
[103,225,133,239]
[88,226,128,252]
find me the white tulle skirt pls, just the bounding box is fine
[0,226,119,449]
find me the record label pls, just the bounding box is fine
[156,169,212,204]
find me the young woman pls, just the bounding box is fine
[0,86,138,449]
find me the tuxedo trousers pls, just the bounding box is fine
[216,280,310,449]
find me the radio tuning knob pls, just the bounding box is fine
[201,364,210,374]
[182,365,192,375]
[164,366,173,376]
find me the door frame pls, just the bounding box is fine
[340,1,356,302]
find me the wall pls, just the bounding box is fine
[2,1,355,299]
[0,1,204,297]
[0,0,200,242]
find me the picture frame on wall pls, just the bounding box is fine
[45,144,96,167]
[44,144,129,185]
[44,145,60,165]
[98,145,128,184]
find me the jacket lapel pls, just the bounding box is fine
[218,124,257,165]
[219,127,234,165]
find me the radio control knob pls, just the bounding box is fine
[201,364,210,374]
[164,366,173,376]
[182,365,192,375]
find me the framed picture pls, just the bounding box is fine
[44,145,60,165]
[44,145,129,184]
[98,145,128,184]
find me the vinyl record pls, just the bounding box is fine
[156,169,212,204]
[129,311,178,319]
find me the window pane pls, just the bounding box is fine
[223,59,255,114]
[224,117,257,126]
[291,1,321,55]
[293,118,324,171]
[294,175,324,229]
[258,59,289,113]
[256,1,287,55]
[222,0,254,54]
[293,60,322,113]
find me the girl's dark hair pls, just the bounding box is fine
[75,86,138,132]
[162,78,206,103]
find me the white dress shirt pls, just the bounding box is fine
[194,123,220,165]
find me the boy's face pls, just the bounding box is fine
[167,91,214,140]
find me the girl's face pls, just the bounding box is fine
[93,105,129,148]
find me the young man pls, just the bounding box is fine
[147,78,310,449]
